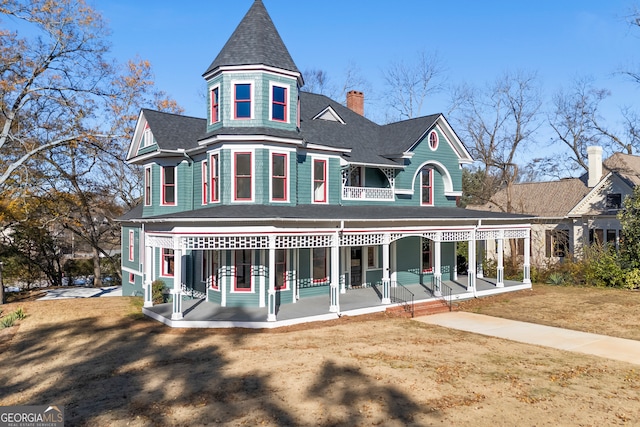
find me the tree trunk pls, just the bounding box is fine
[92,247,102,288]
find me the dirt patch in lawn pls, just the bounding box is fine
[1,287,640,426]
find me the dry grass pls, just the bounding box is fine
[0,286,639,426]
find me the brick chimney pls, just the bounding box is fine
[346,90,364,116]
[587,146,603,188]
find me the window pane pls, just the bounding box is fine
[236,154,251,175]
[236,84,250,100]
[165,186,175,204]
[314,161,325,179]
[273,155,285,176]
[313,248,326,280]
[273,86,286,103]
[237,177,251,199]
[164,167,175,184]
[272,104,285,121]
[236,249,251,289]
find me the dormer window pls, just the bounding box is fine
[141,123,153,148]
[210,86,220,123]
[234,83,252,119]
[606,193,622,210]
[271,85,287,122]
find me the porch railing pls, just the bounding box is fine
[342,186,394,201]
[441,282,453,311]
[390,281,415,318]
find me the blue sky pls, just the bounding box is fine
[96,0,640,159]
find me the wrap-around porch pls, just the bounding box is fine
[144,275,528,328]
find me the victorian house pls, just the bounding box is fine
[120,0,531,326]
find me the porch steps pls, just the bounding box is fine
[386,299,457,318]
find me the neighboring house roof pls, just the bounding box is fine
[603,152,640,187]
[470,178,590,218]
[203,0,300,77]
[120,203,532,223]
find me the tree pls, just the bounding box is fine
[382,50,446,120]
[452,70,542,212]
[618,186,640,269]
[302,62,370,108]
[0,0,111,189]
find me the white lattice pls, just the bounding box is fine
[476,230,501,240]
[146,235,174,248]
[380,168,396,190]
[441,231,473,242]
[340,233,385,246]
[505,229,530,239]
[182,235,270,250]
[276,234,334,248]
[181,284,206,299]
[342,186,394,200]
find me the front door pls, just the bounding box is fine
[350,247,362,287]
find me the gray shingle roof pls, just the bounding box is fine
[203,0,300,76]
[120,203,531,222]
[143,109,206,151]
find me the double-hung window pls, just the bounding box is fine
[234,249,252,292]
[422,238,432,273]
[313,159,327,203]
[210,153,219,202]
[162,166,176,205]
[421,167,433,206]
[234,83,251,119]
[271,86,287,122]
[275,249,287,290]
[234,152,252,201]
[271,153,287,201]
[202,160,208,205]
[128,230,135,262]
[144,166,152,206]
[162,248,174,277]
[210,87,220,123]
[312,248,328,283]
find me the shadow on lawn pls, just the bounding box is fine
[0,310,439,426]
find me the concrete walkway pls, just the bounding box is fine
[416,311,640,366]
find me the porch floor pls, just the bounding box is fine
[143,276,531,329]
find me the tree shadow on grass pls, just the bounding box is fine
[0,302,437,426]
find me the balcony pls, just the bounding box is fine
[342,186,394,201]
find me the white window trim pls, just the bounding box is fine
[161,165,178,206]
[144,165,152,206]
[311,156,330,204]
[366,246,380,270]
[269,82,291,123]
[428,130,439,151]
[128,230,135,262]
[231,149,255,203]
[201,160,208,205]
[232,80,254,121]
[269,151,290,203]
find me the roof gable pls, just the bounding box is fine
[203,0,300,78]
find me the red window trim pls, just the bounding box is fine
[313,159,327,203]
[234,83,252,120]
[129,273,135,284]
[161,166,176,206]
[429,130,439,150]
[234,152,252,201]
[202,160,208,205]
[234,249,253,292]
[421,168,434,206]
[210,153,219,202]
[162,248,174,277]
[275,249,288,290]
[211,86,219,124]
[271,153,287,202]
[128,230,135,262]
[271,85,287,122]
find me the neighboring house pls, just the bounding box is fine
[473,146,640,267]
[119,0,531,322]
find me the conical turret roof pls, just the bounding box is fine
[203,0,300,77]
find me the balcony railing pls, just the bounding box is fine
[342,186,394,201]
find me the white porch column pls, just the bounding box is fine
[267,236,276,321]
[330,233,340,313]
[143,242,153,307]
[477,241,485,278]
[523,235,531,284]
[293,248,299,302]
[340,246,347,294]
[453,242,458,281]
[496,235,504,288]
[433,234,442,297]
[381,233,391,304]
[171,245,183,320]
[467,237,476,293]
